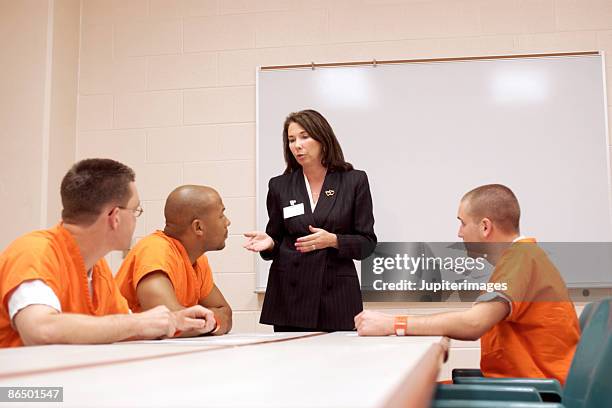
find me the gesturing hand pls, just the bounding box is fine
[243,231,274,252]
[295,225,338,253]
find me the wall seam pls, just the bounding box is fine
[40,0,55,228]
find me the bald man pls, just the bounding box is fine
[116,185,232,336]
[355,184,579,384]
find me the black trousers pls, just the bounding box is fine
[273,325,337,333]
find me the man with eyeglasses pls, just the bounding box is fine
[116,185,233,336]
[0,159,215,347]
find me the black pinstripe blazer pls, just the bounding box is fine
[259,168,377,330]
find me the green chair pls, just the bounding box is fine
[435,298,612,408]
[432,400,564,408]
[578,301,597,331]
[562,298,612,408]
[435,385,543,402]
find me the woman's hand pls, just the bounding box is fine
[295,225,338,253]
[243,231,274,252]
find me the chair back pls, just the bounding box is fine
[578,302,597,331]
[564,298,612,408]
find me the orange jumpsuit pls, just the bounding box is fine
[0,224,129,348]
[115,231,214,313]
[480,238,580,384]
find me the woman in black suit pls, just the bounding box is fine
[243,110,377,331]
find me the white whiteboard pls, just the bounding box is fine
[256,53,611,291]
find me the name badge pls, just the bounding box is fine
[283,203,305,219]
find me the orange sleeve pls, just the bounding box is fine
[0,236,62,309]
[130,238,180,292]
[488,247,532,322]
[197,255,215,299]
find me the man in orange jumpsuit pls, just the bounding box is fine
[0,159,215,347]
[116,185,232,335]
[355,184,579,384]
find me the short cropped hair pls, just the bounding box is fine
[282,109,353,173]
[461,184,520,233]
[61,158,135,225]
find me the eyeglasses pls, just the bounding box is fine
[117,205,144,218]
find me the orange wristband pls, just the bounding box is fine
[394,315,408,336]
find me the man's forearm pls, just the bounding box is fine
[408,311,486,341]
[356,301,507,338]
[32,313,140,345]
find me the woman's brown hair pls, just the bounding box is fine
[282,109,353,173]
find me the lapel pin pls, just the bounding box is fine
[325,189,335,197]
[290,200,296,206]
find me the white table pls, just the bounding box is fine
[0,332,448,408]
